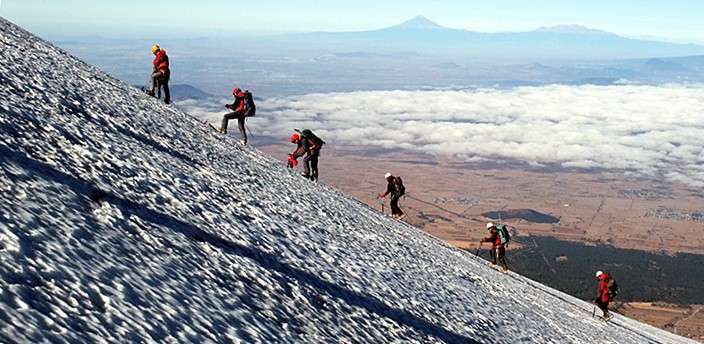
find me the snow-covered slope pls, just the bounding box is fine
[0,17,696,343]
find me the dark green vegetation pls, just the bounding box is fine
[481,209,559,224]
[487,236,704,305]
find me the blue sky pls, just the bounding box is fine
[2,0,704,43]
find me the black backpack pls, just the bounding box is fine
[394,176,406,196]
[300,129,325,148]
[496,224,510,245]
[243,90,256,117]
[605,273,619,298]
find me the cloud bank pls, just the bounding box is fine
[187,84,704,187]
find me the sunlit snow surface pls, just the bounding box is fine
[0,17,696,343]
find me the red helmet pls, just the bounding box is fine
[232,87,241,95]
[290,133,301,142]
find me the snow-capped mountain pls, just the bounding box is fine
[0,17,696,343]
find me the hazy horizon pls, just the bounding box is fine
[4,1,704,45]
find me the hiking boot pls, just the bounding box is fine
[602,312,613,321]
[219,127,227,134]
[240,139,247,145]
[301,172,310,178]
[499,267,508,274]
[489,263,496,269]
[397,214,407,220]
[145,90,155,97]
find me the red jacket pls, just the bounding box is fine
[598,274,611,302]
[229,91,245,112]
[153,50,169,71]
[482,228,503,248]
[292,137,318,159]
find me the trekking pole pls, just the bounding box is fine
[592,305,596,318]
[379,194,385,215]
[402,209,414,225]
[246,124,255,141]
[475,241,483,256]
[395,199,412,224]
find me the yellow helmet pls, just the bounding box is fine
[151,44,160,53]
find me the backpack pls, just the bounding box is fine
[300,129,325,149]
[605,273,619,299]
[394,176,406,196]
[243,90,256,117]
[496,224,510,245]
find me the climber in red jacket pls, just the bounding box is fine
[146,44,170,104]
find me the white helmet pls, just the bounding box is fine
[486,222,494,229]
[384,172,392,179]
[596,271,604,278]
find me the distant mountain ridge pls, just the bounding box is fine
[169,84,215,100]
[296,15,704,61]
[532,24,613,35]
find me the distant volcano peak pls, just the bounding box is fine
[395,15,446,29]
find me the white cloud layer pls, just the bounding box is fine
[189,84,704,187]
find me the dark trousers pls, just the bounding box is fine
[490,246,508,270]
[221,112,247,143]
[150,69,170,104]
[303,149,319,180]
[390,195,403,216]
[595,297,610,316]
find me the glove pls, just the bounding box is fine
[380,193,386,198]
[288,155,298,167]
